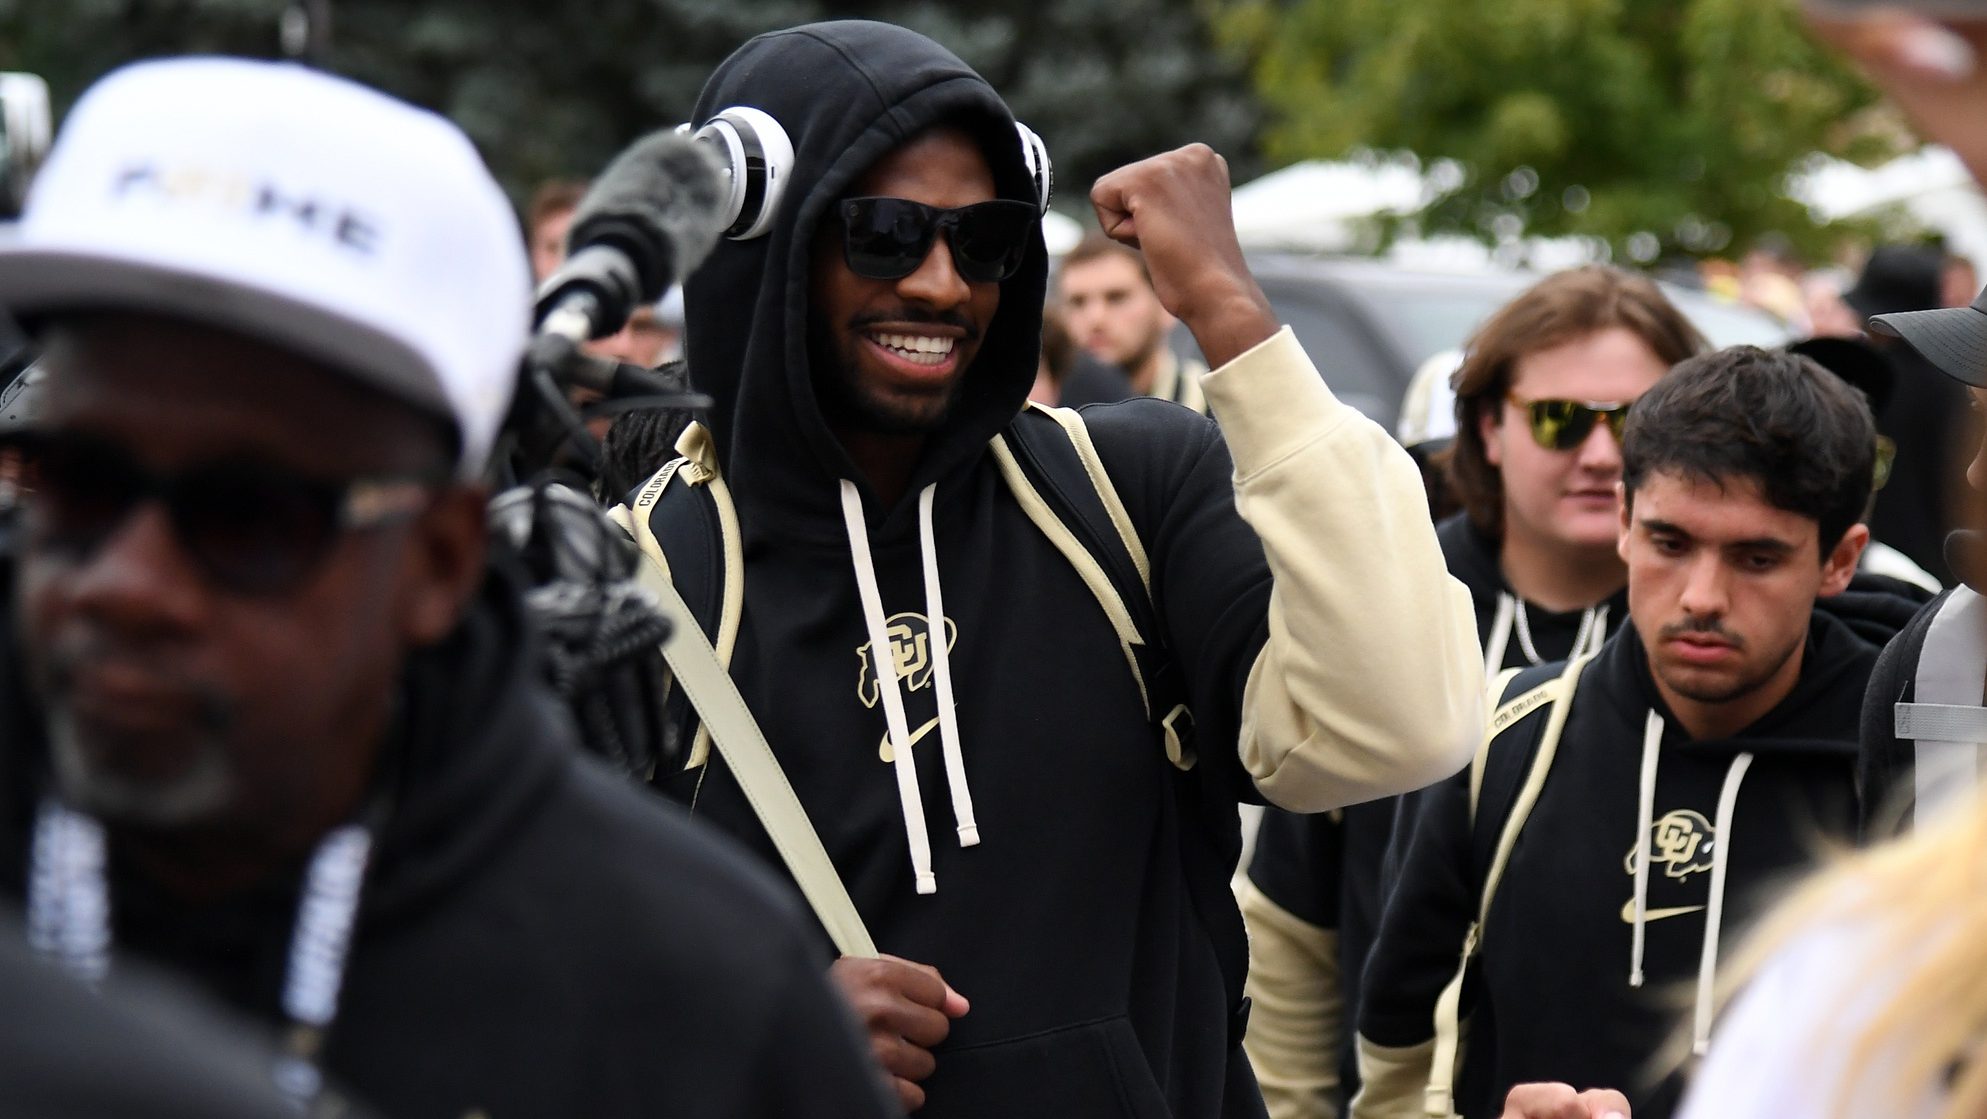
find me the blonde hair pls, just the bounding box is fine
[1720,794,1987,1118]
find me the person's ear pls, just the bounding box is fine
[398,485,489,646]
[1617,482,1634,563]
[1818,522,1871,598]
[1479,401,1505,468]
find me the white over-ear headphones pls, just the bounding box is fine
[1014,121,1053,217]
[686,107,1054,241]
[685,106,795,242]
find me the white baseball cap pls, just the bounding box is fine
[0,57,529,476]
[1397,348,1462,450]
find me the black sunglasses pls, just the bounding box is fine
[1507,394,1633,451]
[2,429,438,596]
[837,197,1039,284]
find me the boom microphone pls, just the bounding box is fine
[534,131,726,345]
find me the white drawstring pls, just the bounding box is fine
[840,480,938,895]
[1693,751,1754,1055]
[27,801,109,984]
[917,485,978,847]
[1629,710,1663,988]
[838,480,982,895]
[1483,593,1516,678]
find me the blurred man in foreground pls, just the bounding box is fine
[0,57,889,1118]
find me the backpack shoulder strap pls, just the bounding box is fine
[995,404,1196,768]
[997,404,1256,1047]
[617,422,744,771]
[1424,654,1591,1118]
[1027,403,1151,593]
[618,449,879,961]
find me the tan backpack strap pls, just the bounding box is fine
[988,432,1155,720]
[1027,403,1151,596]
[620,460,879,960]
[1426,654,1592,1117]
[655,423,747,770]
[1470,667,1526,823]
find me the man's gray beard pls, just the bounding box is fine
[47,712,237,829]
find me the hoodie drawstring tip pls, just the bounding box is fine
[914,873,938,895]
[956,825,980,847]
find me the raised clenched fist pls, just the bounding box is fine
[1089,145,1277,369]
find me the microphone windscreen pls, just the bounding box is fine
[568,131,726,301]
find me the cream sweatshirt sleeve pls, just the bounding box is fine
[1201,327,1482,809]
[1239,876,1345,1119]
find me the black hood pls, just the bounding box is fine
[357,561,570,917]
[1611,605,1879,762]
[684,21,1049,540]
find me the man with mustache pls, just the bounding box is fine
[0,58,891,1117]
[1353,346,1887,1119]
[636,20,1483,1118]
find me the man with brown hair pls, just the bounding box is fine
[524,178,588,285]
[1242,266,1706,1119]
[1357,345,1883,1119]
[1056,233,1209,412]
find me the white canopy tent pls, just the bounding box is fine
[1228,156,1426,253]
[1790,146,1987,267]
[1222,146,1987,270]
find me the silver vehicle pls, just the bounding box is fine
[1195,255,1790,430]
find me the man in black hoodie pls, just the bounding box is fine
[1355,346,1884,1119]
[643,20,1485,1119]
[0,58,891,1118]
[1857,285,1987,836]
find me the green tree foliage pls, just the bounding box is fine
[1214,0,1898,260]
[0,0,1260,216]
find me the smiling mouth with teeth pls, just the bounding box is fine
[868,331,958,367]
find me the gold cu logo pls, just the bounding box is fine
[1622,809,1716,881]
[856,612,958,709]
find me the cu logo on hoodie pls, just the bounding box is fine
[856,612,959,709]
[1623,809,1717,881]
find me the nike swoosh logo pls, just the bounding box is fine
[878,717,942,763]
[1620,900,1706,924]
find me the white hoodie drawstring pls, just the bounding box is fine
[1693,751,1754,1055]
[1625,708,1755,1051]
[839,480,979,896]
[917,485,979,848]
[1629,710,1663,988]
[27,801,108,984]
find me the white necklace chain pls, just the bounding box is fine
[1512,599,1603,666]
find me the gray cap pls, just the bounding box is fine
[1868,285,1987,389]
